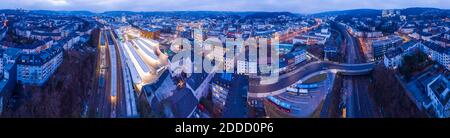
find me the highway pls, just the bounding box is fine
[336,22,380,118]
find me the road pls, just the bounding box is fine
[350,76,379,117]
[248,61,374,97]
[336,22,379,118]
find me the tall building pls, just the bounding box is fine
[211,73,233,117]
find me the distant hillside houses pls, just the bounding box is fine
[14,21,82,41]
[0,13,97,93]
[12,16,95,50]
[342,22,384,38]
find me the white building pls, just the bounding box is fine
[237,60,248,75]
[383,41,420,69]
[366,31,383,38]
[291,49,307,65]
[384,48,403,69]
[420,42,450,70]
[423,74,450,118]
[248,61,257,74]
[283,47,307,69]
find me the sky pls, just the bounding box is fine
[0,0,449,13]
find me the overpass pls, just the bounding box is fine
[248,61,375,98]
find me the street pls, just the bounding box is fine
[336,22,380,118]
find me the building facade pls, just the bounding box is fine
[424,74,450,118]
[16,46,63,86]
[420,41,450,70]
[371,35,403,60]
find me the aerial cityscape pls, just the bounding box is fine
[0,0,449,118]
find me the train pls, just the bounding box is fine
[107,30,118,99]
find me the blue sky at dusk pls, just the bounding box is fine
[0,0,448,13]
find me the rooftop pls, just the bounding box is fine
[423,41,450,54]
[400,40,418,51]
[17,45,63,66]
[372,35,403,46]
[429,74,450,106]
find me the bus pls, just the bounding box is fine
[287,87,308,96]
[267,96,291,113]
[295,83,319,89]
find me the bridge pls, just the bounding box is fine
[248,61,376,98]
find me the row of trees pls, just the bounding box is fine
[368,64,426,117]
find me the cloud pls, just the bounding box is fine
[0,0,448,13]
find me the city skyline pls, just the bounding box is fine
[0,0,449,135]
[0,0,449,13]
